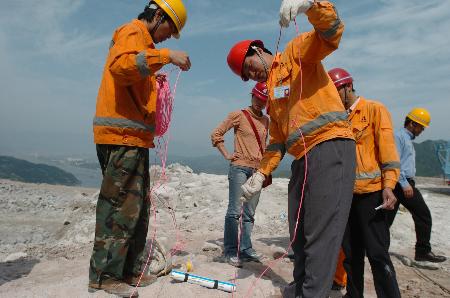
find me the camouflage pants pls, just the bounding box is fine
[89,145,150,283]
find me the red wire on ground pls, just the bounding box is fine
[232,204,245,298]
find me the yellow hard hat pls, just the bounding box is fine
[407,107,431,127]
[153,0,187,39]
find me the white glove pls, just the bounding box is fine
[240,172,266,202]
[279,0,314,27]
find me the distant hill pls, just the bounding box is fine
[414,140,447,178]
[0,156,81,186]
[168,140,447,179]
[4,139,445,188]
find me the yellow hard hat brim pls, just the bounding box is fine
[407,115,429,127]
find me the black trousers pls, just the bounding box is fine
[284,139,356,298]
[387,179,432,255]
[342,191,401,298]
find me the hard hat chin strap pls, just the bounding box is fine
[251,46,269,79]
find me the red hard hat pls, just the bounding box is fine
[328,68,353,88]
[227,40,264,81]
[251,82,268,102]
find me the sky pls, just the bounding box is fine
[0,0,449,157]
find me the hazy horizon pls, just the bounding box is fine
[1,0,449,158]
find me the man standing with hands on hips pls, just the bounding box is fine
[227,1,356,297]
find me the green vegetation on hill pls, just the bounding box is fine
[0,156,81,186]
[414,140,447,178]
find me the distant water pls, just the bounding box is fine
[57,164,102,188]
[14,155,102,188]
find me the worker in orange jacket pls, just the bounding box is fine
[328,68,401,298]
[227,1,356,297]
[333,249,347,290]
[89,1,190,297]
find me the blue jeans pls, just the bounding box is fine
[224,164,261,257]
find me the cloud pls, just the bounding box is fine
[183,1,279,37]
[0,0,109,65]
[324,0,450,139]
[0,0,449,158]
[0,0,103,137]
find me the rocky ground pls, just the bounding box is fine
[0,164,449,297]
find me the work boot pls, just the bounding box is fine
[88,278,139,297]
[331,281,345,291]
[241,249,262,263]
[225,255,243,268]
[281,281,297,298]
[124,273,157,287]
[415,251,447,263]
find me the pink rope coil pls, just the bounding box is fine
[155,72,180,136]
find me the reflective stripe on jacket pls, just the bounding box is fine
[349,97,400,193]
[93,19,171,148]
[259,1,354,176]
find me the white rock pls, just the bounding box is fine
[201,242,221,252]
[153,185,178,200]
[4,252,28,262]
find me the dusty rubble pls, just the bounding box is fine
[0,164,449,297]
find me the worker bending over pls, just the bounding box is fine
[227,1,356,297]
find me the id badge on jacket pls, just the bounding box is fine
[273,85,290,99]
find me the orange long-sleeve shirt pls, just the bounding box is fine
[259,1,354,176]
[211,108,269,169]
[93,19,171,148]
[349,97,400,193]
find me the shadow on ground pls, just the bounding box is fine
[257,236,290,248]
[0,258,40,286]
[421,187,450,196]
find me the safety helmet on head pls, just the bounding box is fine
[328,68,353,89]
[407,107,431,127]
[251,82,268,102]
[152,0,187,39]
[227,40,265,81]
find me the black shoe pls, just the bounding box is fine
[331,281,345,291]
[415,251,447,263]
[241,249,262,263]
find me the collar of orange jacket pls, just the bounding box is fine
[132,19,154,47]
[349,96,365,119]
[268,53,281,78]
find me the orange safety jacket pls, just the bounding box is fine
[349,97,400,193]
[93,19,171,148]
[334,248,347,287]
[259,1,354,176]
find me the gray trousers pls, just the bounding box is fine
[283,139,356,298]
